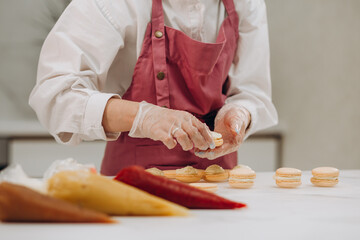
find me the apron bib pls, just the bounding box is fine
[101,0,239,175]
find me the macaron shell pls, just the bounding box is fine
[311,177,338,187]
[197,169,205,179]
[163,170,177,179]
[232,165,252,170]
[275,167,302,177]
[229,180,254,189]
[275,180,302,188]
[230,168,256,179]
[312,167,339,178]
[204,172,229,182]
[210,131,222,139]
[176,174,202,183]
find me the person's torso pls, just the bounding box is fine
[100,0,239,175]
[103,0,229,95]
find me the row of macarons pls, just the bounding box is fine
[146,164,243,182]
[145,165,340,192]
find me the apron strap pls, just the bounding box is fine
[222,0,239,35]
[151,0,170,108]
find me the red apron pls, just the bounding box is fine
[101,0,239,175]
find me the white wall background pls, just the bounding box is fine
[266,0,360,169]
[0,0,359,170]
[0,0,71,120]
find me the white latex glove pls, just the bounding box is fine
[194,104,251,160]
[129,101,215,151]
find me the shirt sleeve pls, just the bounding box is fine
[29,0,124,145]
[226,0,278,139]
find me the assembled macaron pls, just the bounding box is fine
[210,131,223,147]
[189,183,218,193]
[274,167,302,188]
[228,168,256,189]
[175,166,202,183]
[204,164,229,182]
[311,167,339,187]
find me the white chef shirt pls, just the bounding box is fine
[29,0,278,145]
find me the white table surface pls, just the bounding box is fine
[1,170,359,240]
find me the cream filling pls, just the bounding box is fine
[229,178,254,183]
[176,166,198,175]
[145,168,164,176]
[274,176,301,181]
[312,176,338,180]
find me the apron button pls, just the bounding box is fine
[157,71,165,80]
[154,30,163,38]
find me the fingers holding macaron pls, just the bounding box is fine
[172,117,214,151]
[172,127,195,151]
[194,131,227,159]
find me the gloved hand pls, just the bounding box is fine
[194,104,251,160]
[129,101,215,151]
